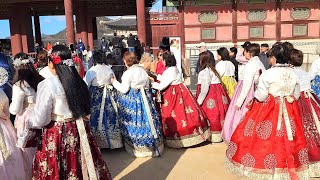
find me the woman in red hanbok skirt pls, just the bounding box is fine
[196,51,230,143]
[291,49,320,177]
[152,52,210,148]
[27,45,111,179]
[226,44,309,179]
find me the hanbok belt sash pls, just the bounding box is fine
[140,87,158,139]
[51,114,75,122]
[0,122,10,160]
[51,114,98,179]
[98,84,118,131]
[304,90,320,135]
[277,96,294,141]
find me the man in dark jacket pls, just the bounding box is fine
[100,37,109,53]
[259,43,271,70]
[111,32,121,49]
[127,33,136,52]
[196,42,215,73]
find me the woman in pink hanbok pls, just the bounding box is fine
[0,67,27,180]
[9,53,43,177]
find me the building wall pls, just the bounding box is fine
[179,1,320,71]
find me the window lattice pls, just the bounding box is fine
[202,29,216,40]
[291,8,310,20]
[249,27,264,38]
[248,10,267,22]
[199,12,218,24]
[293,25,307,36]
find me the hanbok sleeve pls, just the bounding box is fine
[309,59,319,81]
[215,62,224,76]
[235,63,256,107]
[294,81,301,100]
[83,70,94,87]
[197,70,211,105]
[254,72,269,102]
[28,81,53,128]
[152,69,175,91]
[9,84,25,115]
[236,49,247,64]
[112,71,131,94]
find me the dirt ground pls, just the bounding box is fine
[101,142,238,180]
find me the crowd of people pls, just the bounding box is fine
[0,37,320,179]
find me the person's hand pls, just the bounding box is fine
[111,77,116,83]
[149,77,155,83]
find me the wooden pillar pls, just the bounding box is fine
[136,0,146,45]
[76,2,88,48]
[87,17,94,50]
[20,7,34,53]
[232,0,238,46]
[9,6,22,56]
[92,17,98,40]
[64,0,75,46]
[276,0,281,42]
[178,0,185,58]
[34,12,42,46]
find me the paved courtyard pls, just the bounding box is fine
[101,142,238,180]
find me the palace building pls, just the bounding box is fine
[0,0,319,68]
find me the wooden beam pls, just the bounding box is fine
[232,0,237,45]
[276,0,281,42]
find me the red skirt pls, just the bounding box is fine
[32,120,111,180]
[160,83,210,148]
[226,95,309,179]
[196,84,230,142]
[297,91,320,177]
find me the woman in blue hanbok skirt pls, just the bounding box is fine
[112,52,163,157]
[310,46,320,99]
[84,51,123,149]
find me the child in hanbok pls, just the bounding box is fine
[196,51,230,143]
[226,44,309,179]
[309,44,320,99]
[84,51,122,149]
[223,44,265,143]
[9,53,43,177]
[152,52,210,148]
[291,49,320,177]
[216,47,237,98]
[112,52,163,157]
[27,45,111,179]
[0,71,27,180]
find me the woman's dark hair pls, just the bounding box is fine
[290,49,303,67]
[13,53,44,91]
[246,43,260,57]
[217,47,230,60]
[229,47,237,56]
[163,52,176,67]
[36,50,48,69]
[268,44,290,64]
[93,51,105,65]
[105,53,115,66]
[283,41,294,51]
[50,45,90,119]
[123,52,138,67]
[199,51,223,86]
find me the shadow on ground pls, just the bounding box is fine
[120,147,187,180]
[101,148,136,178]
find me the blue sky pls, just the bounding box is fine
[0,1,163,39]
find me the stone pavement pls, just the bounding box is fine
[102,142,238,180]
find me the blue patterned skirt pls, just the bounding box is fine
[117,88,164,157]
[312,75,320,99]
[89,86,123,149]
